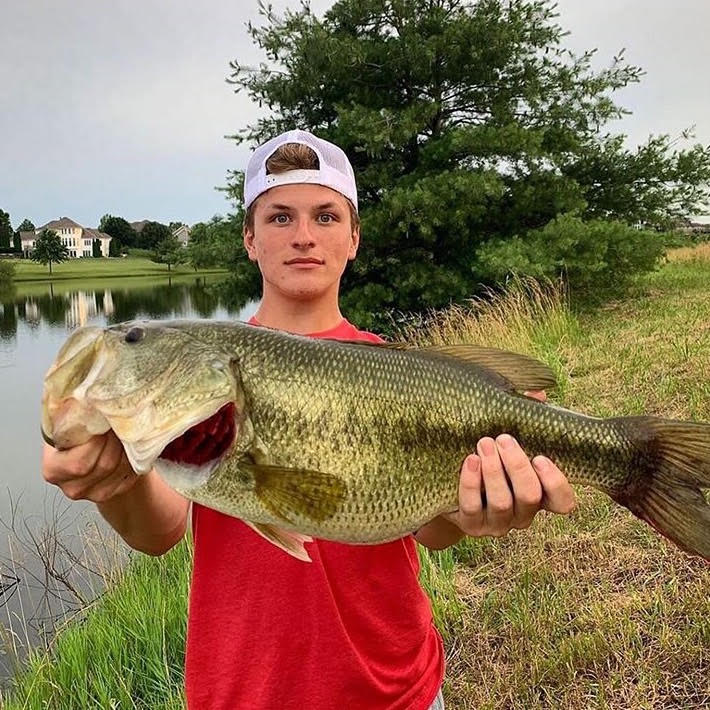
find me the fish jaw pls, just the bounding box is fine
[153,457,221,494]
[42,326,112,449]
[42,396,112,450]
[42,322,242,477]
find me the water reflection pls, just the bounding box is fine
[0,277,252,340]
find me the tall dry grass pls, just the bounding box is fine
[666,241,710,263]
[414,261,710,709]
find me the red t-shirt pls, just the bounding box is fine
[185,318,445,710]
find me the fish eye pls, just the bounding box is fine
[125,327,145,344]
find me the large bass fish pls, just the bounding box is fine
[41,320,710,562]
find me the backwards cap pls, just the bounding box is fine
[243,129,358,212]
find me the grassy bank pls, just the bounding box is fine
[1,543,191,709]
[417,251,710,708]
[2,246,710,708]
[10,257,227,283]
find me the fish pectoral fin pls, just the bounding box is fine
[241,462,347,524]
[244,521,313,562]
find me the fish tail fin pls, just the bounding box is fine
[613,417,710,561]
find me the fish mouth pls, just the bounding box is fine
[158,402,236,467]
[153,402,237,493]
[42,326,113,450]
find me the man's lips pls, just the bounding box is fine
[285,258,324,266]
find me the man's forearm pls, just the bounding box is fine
[97,470,190,556]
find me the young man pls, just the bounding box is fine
[42,130,576,709]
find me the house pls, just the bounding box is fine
[131,220,190,247]
[21,217,112,258]
[172,224,191,246]
[19,231,38,257]
[674,217,710,235]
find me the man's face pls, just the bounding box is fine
[243,183,359,302]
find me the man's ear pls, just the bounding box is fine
[348,225,360,261]
[243,225,258,262]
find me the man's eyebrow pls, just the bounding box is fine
[264,201,343,211]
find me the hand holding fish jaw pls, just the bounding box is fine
[42,431,139,504]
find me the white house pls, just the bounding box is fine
[172,224,191,246]
[21,217,112,258]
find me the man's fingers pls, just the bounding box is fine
[532,456,577,514]
[43,432,136,504]
[477,437,513,534]
[43,435,108,485]
[94,432,127,478]
[457,454,483,519]
[495,434,542,529]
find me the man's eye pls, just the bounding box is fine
[317,214,335,223]
[273,214,290,224]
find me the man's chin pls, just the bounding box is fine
[273,276,341,301]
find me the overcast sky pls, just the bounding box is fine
[1,0,708,229]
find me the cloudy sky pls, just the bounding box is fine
[2,0,708,230]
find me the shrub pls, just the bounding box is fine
[474,214,665,302]
[0,259,16,283]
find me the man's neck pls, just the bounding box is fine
[253,291,344,335]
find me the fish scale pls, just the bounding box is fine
[42,319,710,561]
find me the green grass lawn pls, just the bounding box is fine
[2,247,709,709]
[9,257,227,283]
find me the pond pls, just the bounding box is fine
[0,275,257,682]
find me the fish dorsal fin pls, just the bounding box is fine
[336,340,556,392]
[417,344,557,392]
[240,461,347,525]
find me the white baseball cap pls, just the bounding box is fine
[243,129,358,212]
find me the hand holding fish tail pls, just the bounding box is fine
[434,437,573,541]
[416,390,576,549]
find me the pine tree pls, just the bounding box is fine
[226,0,710,326]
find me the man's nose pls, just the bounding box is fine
[291,219,316,248]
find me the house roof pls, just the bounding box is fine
[83,228,112,241]
[19,231,36,242]
[38,217,84,231]
[130,220,149,233]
